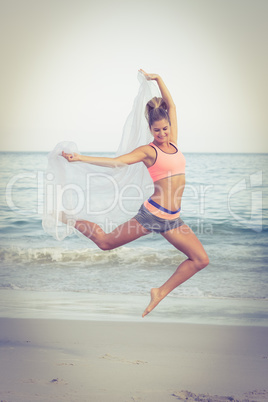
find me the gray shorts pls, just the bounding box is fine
[134,203,185,233]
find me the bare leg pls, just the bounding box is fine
[142,224,209,317]
[73,217,150,250]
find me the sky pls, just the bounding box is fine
[0,0,267,153]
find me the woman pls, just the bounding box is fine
[62,69,209,317]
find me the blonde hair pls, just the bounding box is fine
[145,97,171,127]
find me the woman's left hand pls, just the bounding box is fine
[139,69,159,81]
[62,151,81,162]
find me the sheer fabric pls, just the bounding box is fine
[42,72,161,240]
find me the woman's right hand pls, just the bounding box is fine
[139,69,159,81]
[62,151,81,162]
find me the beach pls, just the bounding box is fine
[0,151,267,401]
[1,0,268,397]
[0,318,268,401]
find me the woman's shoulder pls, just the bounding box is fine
[135,144,155,154]
[169,140,178,147]
[132,144,156,163]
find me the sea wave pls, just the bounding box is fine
[0,245,185,267]
[0,245,267,300]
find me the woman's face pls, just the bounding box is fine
[150,119,170,143]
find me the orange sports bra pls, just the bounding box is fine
[147,142,186,182]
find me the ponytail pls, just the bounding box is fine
[145,97,171,127]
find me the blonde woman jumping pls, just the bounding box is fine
[62,69,209,317]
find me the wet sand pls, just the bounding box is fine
[0,318,267,401]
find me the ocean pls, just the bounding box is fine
[0,151,267,325]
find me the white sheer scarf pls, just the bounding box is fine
[42,72,161,240]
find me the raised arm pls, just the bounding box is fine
[62,146,149,168]
[139,69,178,143]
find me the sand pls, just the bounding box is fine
[0,318,267,402]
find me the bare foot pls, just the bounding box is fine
[59,211,76,227]
[142,288,163,318]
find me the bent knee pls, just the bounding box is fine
[92,232,112,251]
[194,254,209,271]
[98,241,112,251]
[97,238,115,251]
